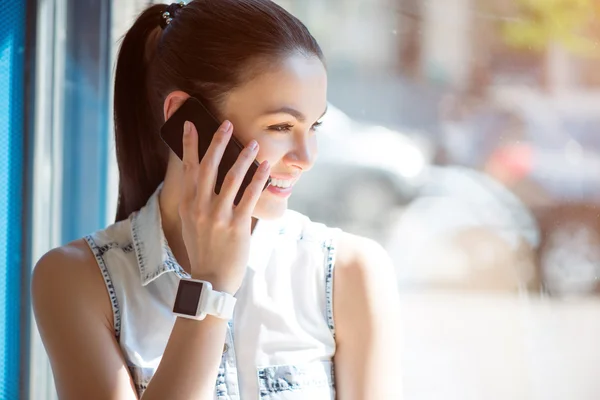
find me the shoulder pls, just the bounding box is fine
[333,232,400,330]
[335,232,397,288]
[32,239,136,399]
[32,239,114,333]
[33,239,99,288]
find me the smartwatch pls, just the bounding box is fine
[172,278,237,320]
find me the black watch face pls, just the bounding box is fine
[173,280,203,316]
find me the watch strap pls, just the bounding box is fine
[202,287,237,320]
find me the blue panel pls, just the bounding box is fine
[0,0,26,398]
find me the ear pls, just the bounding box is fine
[163,90,191,121]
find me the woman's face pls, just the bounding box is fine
[220,54,328,220]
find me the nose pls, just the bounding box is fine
[283,135,317,171]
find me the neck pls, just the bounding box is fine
[158,174,190,272]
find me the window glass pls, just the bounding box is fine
[279,2,600,398]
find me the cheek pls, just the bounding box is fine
[226,118,274,159]
[309,135,318,155]
[255,136,285,163]
[255,134,319,165]
[228,118,255,144]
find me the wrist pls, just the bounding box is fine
[189,272,238,295]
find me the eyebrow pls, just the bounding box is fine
[262,106,328,123]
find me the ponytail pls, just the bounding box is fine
[113,4,169,222]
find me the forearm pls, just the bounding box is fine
[141,316,227,400]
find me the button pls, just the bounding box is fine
[223,343,229,354]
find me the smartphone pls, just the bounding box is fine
[160,97,271,205]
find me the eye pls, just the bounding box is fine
[267,123,294,133]
[311,120,323,131]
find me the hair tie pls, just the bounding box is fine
[160,2,185,29]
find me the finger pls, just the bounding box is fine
[182,120,199,165]
[197,120,233,201]
[235,160,271,218]
[181,121,199,207]
[215,139,259,209]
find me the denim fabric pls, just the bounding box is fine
[258,361,335,399]
[84,184,340,400]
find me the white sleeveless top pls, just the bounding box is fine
[84,185,341,400]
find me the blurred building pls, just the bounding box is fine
[399,0,600,94]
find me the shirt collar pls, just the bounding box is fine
[130,183,283,286]
[130,184,188,286]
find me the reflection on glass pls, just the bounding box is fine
[276,2,600,398]
[282,0,600,298]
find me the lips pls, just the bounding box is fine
[267,184,294,198]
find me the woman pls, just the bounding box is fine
[32,1,401,399]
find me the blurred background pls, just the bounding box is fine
[2,0,600,398]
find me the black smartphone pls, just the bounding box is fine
[160,97,271,205]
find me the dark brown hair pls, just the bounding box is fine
[113,0,324,222]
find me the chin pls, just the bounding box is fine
[252,194,289,220]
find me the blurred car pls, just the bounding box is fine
[289,104,430,235]
[491,92,600,205]
[386,165,540,292]
[436,90,600,297]
[534,203,600,298]
[438,93,600,204]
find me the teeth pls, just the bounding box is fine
[271,178,294,188]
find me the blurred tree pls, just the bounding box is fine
[501,0,600,57]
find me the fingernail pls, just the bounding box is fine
[248,140,258,151]
[260,160,270,171]
[222,120,232,132]
[183,121,191,136]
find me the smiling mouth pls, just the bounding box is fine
[269,177,297,189]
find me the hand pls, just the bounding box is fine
[178,120,270,294]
